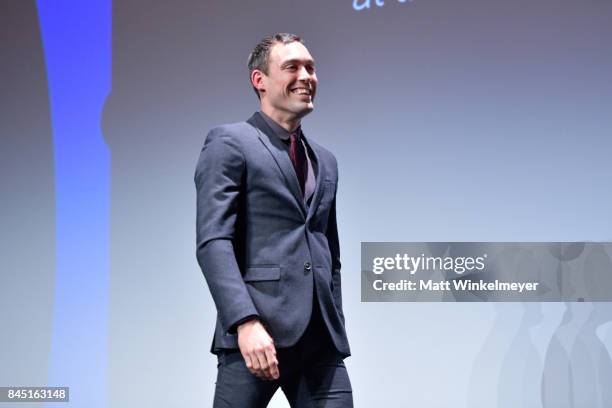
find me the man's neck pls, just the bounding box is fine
[260,106,301,133]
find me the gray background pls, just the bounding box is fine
[2,0,612,407]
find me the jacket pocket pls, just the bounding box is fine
[243,266,281,282]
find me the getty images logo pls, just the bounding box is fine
[372,253,488,275]
[353,0,413,11]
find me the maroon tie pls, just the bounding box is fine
[289,133,307,195]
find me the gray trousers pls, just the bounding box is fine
[212,294,353,408]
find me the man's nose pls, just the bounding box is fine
[297,66,313,81]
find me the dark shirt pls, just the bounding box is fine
[259,111,317,202]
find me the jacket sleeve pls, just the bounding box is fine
[326,180,345,326]
[194,128,259,334]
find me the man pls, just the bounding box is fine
[195,33,352,407]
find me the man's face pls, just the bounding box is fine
[258,41,317,120]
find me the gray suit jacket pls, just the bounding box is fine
[195,112,350,357]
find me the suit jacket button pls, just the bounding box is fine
[304,262,312,272]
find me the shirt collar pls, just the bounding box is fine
[259,111,302,142]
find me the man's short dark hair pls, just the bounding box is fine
[247,33,303,99]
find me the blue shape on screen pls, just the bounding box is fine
[36,1,111,407]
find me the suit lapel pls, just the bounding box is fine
[303,135,325,222]
[247,112,308,218]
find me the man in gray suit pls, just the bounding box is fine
[195,33,353,407]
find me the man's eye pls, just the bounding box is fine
[286,65,297,71]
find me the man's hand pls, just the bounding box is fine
[237,318,279,380]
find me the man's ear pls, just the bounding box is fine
[251,69,265,95]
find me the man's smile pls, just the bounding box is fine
[290,87,312,96]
